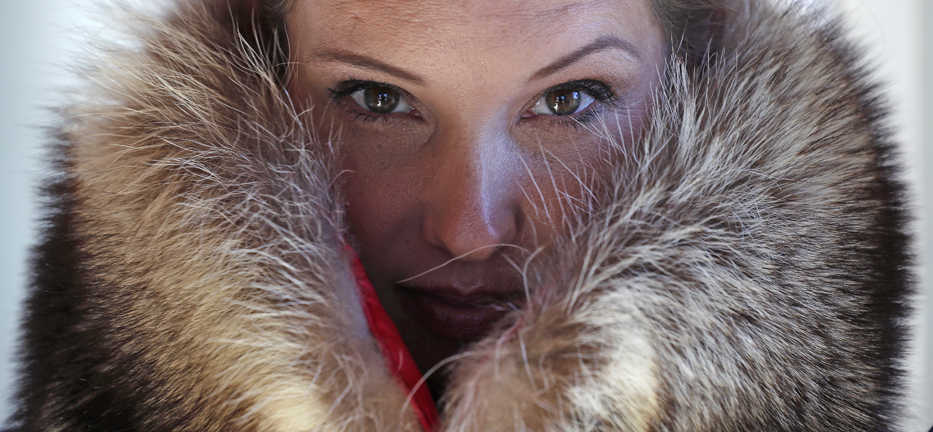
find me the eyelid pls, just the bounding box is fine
[328,79,395,97]
[544,79,615,102]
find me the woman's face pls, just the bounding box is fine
[286,0,665,375]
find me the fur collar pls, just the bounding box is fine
[11,1,911,431]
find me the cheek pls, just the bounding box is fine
[339,141,415,241]
[512,130,612,239]
[512,101,653,239]
[336,124,432,272]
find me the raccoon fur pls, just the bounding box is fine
[7,0,913,431]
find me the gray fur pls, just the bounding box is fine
[8,1,911,431]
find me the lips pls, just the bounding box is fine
[396,284,522,341]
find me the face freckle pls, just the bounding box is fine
[285,0,666,393]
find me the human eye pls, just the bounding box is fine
[525,79,616,123]
[327,80,418,121]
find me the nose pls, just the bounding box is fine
[422,125,521,262]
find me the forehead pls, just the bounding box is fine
[289,0,660,58]
[323,0,615,23]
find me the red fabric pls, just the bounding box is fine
[345,245,439,432]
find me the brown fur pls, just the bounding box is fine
[9,1,911,431]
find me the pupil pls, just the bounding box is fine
[364,86,399,113]
[546,89,581,115]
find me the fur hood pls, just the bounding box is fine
[9,1,912,431]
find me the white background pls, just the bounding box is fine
[0,1,929,429]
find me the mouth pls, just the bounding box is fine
[395,284,523,341]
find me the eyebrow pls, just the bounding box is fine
[309,49,427,85]
[308,34,639,86]
[528,35,641,81]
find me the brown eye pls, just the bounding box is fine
[349,84,412,114]
[530,84,596,117]
[363,86,399,113]
[545,88,581,115]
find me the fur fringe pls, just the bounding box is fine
[8,1,911,431]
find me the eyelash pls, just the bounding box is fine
[326,78,617,127]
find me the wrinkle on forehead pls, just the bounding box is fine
[311,0,644,57]
[326,0,615,26]
[475,0,613,20]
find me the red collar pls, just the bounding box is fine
[346,245,439,432]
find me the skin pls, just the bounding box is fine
[286,0,666,398]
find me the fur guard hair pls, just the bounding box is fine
[7,0,912,431]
